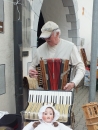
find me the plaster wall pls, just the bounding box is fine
[78,0,93,61]
[0,1,16,113]
[22,0,44,76]
[22,0,33,76]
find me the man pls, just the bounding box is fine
[29,21,85,90]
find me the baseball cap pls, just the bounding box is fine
[39,21,59,38]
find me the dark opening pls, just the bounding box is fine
[37,12,45,48]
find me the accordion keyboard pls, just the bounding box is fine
[25,90,73,123]
[28,90,73,105]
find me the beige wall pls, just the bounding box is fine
[0,1,16,113]
[78,0,93,61]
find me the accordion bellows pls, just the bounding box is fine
[25,102,70,122]
[23,76,38,89]
[39,58,69,90]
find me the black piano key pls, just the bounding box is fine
[47,95,48,103]
[46,95,47,103]
[38,95,39,103]
[40,95,42,103]
[62,96,64,104]
[69,96,70,104]
[51,96,52,103]
[53,96,56,106]
[29,95,31,102]
[66,96,68,104]
[53,96,55,103]
[54,96,56,103]
[59,96,61,104]
[55,96,57,104]
[44,95,46,103]
[36,95,37,102]
[53,96,54,104]
[39,95,40,103]
[32,95,33,102]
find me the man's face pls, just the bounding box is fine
[42,108,54,123]
[44,32,59,46]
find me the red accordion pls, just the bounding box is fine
[37,58,70,90]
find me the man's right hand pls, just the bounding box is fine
[29,69,38,78]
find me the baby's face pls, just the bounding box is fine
[42,108,54,123]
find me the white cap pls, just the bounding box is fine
[39,21,59,38]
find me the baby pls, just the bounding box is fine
[23,104,72,130]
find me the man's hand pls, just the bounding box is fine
[63,82,75,91]
[29,69,38,78]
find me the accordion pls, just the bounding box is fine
[23,90,74,126]
[36,58,72,90]
[22,59,75,128]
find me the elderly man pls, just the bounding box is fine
[29,21,85,90]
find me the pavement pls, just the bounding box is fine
[73,86,98,130]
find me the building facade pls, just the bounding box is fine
[0,0,93,113]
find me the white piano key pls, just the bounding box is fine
[70,92,72,105]
[41,91,45,103]
[66,93,68,105]
[28,90,73,106]
[51,92,53,102]
[38,91,41,103]
[44,95,46,102]
[48,92,51,103]
[37,91,40,103]
[64,92,67,105]
[67,92,71,104]
[68,92,71,105]
[44,91,47,103]
[61,95,63,104]
[51,91,55,103]
[56,92,59,104]
[47,91,52,103]
[46,95,48,103]
[33,91,37,103]
[28,94,31,102]
[53,92,56,104]
[30,91,33,102]
[57,92,60,104]
[36,94,38,103]
[28,90,32,102]
[62,92,65,104]
[68,92,70,105]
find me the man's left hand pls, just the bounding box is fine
[63,82,75,90]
